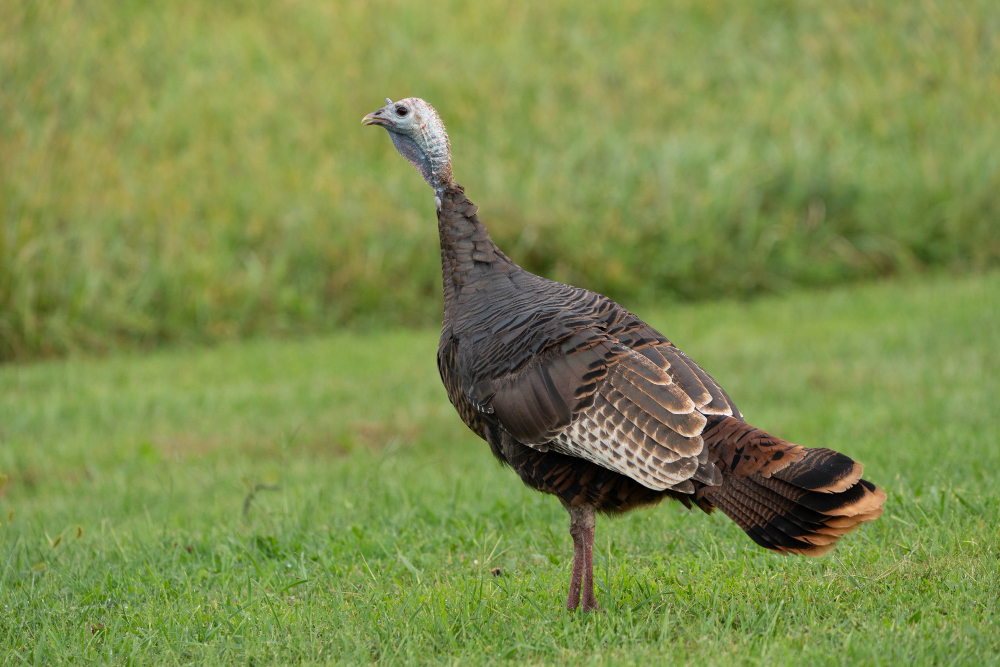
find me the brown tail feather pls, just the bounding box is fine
[697,417,885,557]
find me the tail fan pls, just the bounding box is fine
[697,417,886,556]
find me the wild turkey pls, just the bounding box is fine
[363,97,885,612]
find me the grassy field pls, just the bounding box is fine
[2,0,999,359]
[1,272,998,664]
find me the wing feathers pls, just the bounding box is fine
[668,348,738,416]
[467,302,747,492]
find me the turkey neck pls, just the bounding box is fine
[437,184,516,313]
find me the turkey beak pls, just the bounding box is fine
[362,109,391,127]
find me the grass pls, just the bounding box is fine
[2,0,1000,359]
[1,272,998,664]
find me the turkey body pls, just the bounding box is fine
[434,184,882,531]
[436,187,709,515]
[364,97,885,613]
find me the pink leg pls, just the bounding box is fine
[564,504,599,612]
[566,524,584,610]
[580,514,599,612]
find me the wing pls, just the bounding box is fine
[467,296,741,492]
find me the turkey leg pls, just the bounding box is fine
[564,504,598,612]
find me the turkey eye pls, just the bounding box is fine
[395,106,408,117]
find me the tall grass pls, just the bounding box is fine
[2,0,998,360]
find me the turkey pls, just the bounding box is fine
[363,97,885,613]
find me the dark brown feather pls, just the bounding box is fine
[696,416,885,556]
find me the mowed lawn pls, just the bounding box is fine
[1,273,998,664]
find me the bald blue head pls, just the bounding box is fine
[363,97,454,195]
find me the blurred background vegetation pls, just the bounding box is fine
[1,0,998,361]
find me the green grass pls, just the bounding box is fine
[1,273,998,664]
[2,0,999,360]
